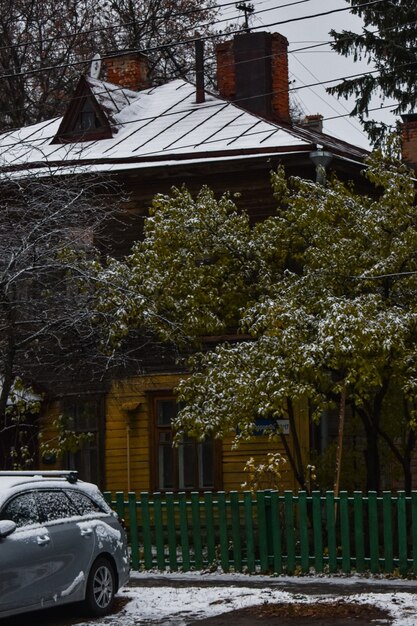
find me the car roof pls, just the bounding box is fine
[0,471,79,489]
[0,471,102,509]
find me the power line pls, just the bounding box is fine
[0,0,238,55]
[0,0,388,82]
[0,20,412,135]
[0,80,400,163]
[0,0,349,56]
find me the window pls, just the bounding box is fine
[66,490,105,515]
[36,490,79,522]
[151,396,220,492]
[74,98,102,132]
[62,396,105,488]
[1,493,39,527]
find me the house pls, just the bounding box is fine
[2,30,403,493]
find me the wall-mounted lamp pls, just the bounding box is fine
[309,149,333,184]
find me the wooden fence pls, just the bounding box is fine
[103,490,417,576]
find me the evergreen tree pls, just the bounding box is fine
[328,0,417,144]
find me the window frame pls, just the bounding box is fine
[61,395,106,489]
[149,392,222,493]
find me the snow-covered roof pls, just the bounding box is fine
[0,78,368,175]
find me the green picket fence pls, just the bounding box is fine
[103,490,417,576]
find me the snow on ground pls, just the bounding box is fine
[72,572,417,625]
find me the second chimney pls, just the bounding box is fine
[216,32,290,124]
[104,52,150,91]
[401,113,417,170]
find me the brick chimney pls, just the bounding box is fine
[299,114,324,133]
[401,114,417,169]
[104,52,150,91]
[216,32,290,124]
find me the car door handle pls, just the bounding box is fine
[80,528,93,537]
[37,534,50,546]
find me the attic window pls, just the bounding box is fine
[51,77,113,144]
[75,98,103,132]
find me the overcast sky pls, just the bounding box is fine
[220,0,398,149]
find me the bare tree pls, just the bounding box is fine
[0,165,122,468]
[0,0,226,131]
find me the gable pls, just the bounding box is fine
[51,75,113,144]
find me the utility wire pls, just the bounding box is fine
[0,25,412,132]
[0,0,357,55]
[0,0,389,81]
[0,88,399,162]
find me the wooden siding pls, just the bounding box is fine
[104,372,310,493]
[39,373,310,492]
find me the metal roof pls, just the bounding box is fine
[0,77,368,175]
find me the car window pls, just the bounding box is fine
[1,492,40,527]
[66,490,105,515]
[36,490,79,522]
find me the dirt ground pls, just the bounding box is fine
[190,600,392,625]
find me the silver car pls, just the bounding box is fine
[0,470,130,618]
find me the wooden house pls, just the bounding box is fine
[1,30,394,493]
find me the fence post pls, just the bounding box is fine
[230,491,242,571]
[412,492,417,575]
[153,492,165,570]
[243,491,255,572]
[191,492,203,569]
[298,491,309,573]
[270,490,282,575]
[178,492,190,571]
[218,492,230,572]
[128,492,140,570]
[368,491,379,573]
[339,491,350,573]
[115,492,125,521]
[257,491,269,573]
[397,491,408,576]
[140,492,153,569]
[165,493,178,571]
[353,491,365,573]
[204,492,216,566]
[312,491,323,573]
[382,491,393,573]
[325,491,337,573]
[284,491,296,573]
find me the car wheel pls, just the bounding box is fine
[84,557,116,616]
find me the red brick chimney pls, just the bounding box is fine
[300,114,324,133]
[216,32,290,124]
[104,52,150,91]
[401,114,417,169]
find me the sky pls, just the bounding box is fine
[219,0,399,149]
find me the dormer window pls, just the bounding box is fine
[51,76,113,144]
[75,99,103,132]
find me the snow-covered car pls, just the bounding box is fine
[0,470,130,619]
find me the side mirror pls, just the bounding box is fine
[0,520,17,539]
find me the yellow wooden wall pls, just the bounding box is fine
[38,373,310,493]
[105,373,310,494]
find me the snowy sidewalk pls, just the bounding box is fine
[2,572,417,625]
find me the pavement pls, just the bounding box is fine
[128,574,416,625]
[2,575,416,625]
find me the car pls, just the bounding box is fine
[0,470,130,619]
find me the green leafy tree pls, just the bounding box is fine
[100,141,417,492]
[328,0,417,143]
